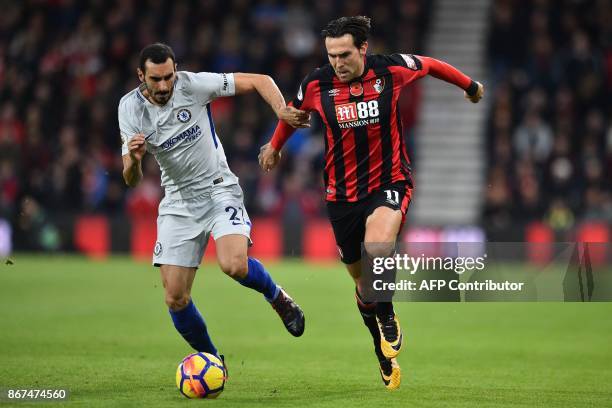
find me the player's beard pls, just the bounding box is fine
[143,82,173,105]
[153,90,171,104]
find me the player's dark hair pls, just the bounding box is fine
[139,43,176,73]
[321,16,371,48]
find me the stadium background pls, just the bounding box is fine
[0,0,609,259]
[1,1,611,407]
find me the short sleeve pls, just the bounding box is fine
[118,100,139,156]
[184,72,235,104]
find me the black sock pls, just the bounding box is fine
[375,301,395,321]
[355,287,386,362]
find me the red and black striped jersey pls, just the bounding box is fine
[271,53,477,202]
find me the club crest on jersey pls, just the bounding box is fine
[154,241,162,256]
[177,108,191,123]
[349,81,363,97]
[372,78,385,94]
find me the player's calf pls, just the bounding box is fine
[355,288,385,361]
[364,241,396,259]
[240,257,305,337]
[362,245,403,360]
[216,234,305,336]
[366,248,403,359]
[165,292,218,355]
[356,288,401,389]
[160,265,217,355]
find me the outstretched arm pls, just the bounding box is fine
[417,56,484,102]
[233,73,310,128]
[258,71,317,171]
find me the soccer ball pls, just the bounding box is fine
[176,352,226,399]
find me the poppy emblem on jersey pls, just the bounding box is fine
[349,81,363,97]
[177,109,191,123]
[154,241,162,256]
[373,78,385,94]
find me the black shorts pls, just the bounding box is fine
[326,181,413,264]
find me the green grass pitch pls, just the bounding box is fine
[1,255,611,407]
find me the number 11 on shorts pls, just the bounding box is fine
[385,190,399,205]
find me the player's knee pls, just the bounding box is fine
[220,255,248,280]
[165,292,190,311]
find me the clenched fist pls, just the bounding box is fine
[465,81,484,103]
[128,133,147,162]
[258,142,281,172]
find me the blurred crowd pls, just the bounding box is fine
[7,0,604,250]
[0,0,430,249]
[483,0,612,235]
